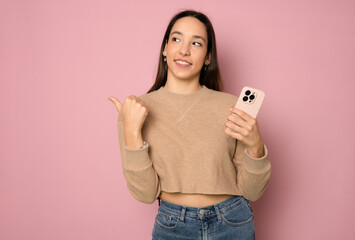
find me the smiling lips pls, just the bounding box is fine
[174,59,192,68]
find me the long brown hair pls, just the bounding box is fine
[147,10,223,94]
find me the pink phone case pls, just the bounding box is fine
[234,86,265,118]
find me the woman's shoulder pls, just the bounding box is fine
[205,87,238,105]
[136,89,161,104]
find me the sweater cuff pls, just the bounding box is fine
[124,142,151,169]
[244,144,270,172]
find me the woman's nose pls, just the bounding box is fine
[179,43,191,56]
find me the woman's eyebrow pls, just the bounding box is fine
[170,31,206,43]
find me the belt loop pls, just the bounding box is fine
[214,204,222,222]
[179,206,187,223]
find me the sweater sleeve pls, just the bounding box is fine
[232,140,271,202]
[117,115,161,204]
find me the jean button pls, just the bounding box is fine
[200,209,210,214]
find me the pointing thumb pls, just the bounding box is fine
[108,97,122,113]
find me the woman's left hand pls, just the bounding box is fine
[224,107,265,158]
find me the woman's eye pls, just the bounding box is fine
[172,37,180,42]
[193,42,202,46]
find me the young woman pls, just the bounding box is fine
[109,10,271,240]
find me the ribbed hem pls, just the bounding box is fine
[243,144,271,173]
[124,142,151,169]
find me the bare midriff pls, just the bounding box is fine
[159,191,235,208]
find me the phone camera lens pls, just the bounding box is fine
[245,90,251,96]
[249,95,255,100]
[243,96,248,102]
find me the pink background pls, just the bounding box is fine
[1,0,355,239]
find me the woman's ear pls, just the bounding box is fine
[205,52,211,65]
[163,40,168,55]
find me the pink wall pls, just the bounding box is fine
[1,0,354,239]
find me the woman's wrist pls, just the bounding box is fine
[246,142,265,158]
[124,129,144,150]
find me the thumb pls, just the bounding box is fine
[108,97,122,113]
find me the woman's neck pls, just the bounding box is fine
[163,81,202,95]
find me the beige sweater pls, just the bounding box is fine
[117,85,271,204]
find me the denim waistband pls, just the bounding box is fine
[159,195,247,220]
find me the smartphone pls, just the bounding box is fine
[234,86,265,118]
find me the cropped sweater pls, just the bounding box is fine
[117,85,271,204]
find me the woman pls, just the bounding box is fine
[109,10,271,240]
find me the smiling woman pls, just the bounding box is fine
[109,9,271,240]
[147,10,222,94]
[162,17,210,86]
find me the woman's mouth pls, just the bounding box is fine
[174,59,192,68]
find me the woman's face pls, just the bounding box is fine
[163,17,210,83]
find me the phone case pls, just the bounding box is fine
[234,86,265,118]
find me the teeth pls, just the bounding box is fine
[176,60,190,65]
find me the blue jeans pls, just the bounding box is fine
[152,195,255,240]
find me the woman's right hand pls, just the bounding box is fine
[108,95,149,135]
